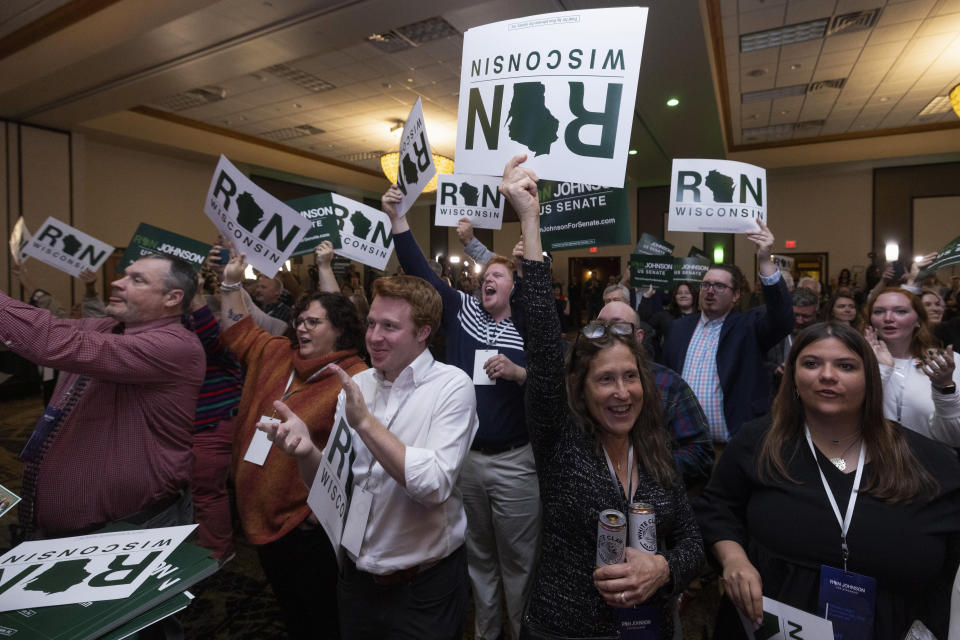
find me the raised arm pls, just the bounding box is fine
[218,249,249,332]
[457,218,495,266]
[747,221,794,351]
[314,240,340,294]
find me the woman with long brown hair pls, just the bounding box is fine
[501,155,703,639]
[698,322,960,639]
[825,287,864,332]
[865,287,960,445]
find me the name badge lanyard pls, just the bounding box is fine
[804,425,866,572]
[271,362,337,418]
[603,445,635,503]
[486,320,508,347]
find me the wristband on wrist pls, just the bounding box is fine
[934,382,957,395]
[219,281,242,292]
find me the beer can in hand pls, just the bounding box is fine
[628,502,657,553]
[596,509,627,567]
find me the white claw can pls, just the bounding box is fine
[628,502,657,553]
[596,509,627,567]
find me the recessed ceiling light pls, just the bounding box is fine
[628,149,638,155]
[666,97,679,107]
[878,97,889,102]
[747,114,758,120]
[407,77,414,83]
[747,68,767,78]
[789,63,803,71]
[779,110,790,115]
[294,103,302,108]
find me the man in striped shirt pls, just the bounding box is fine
[383,187,539,640]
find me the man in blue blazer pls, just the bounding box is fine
[661,221,794,447]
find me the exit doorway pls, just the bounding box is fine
[568,256,621,327]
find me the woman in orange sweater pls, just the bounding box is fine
[219,247,366,639]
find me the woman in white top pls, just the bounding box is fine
[865,288,960,445]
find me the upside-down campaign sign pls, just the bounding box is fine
[203,155,310,278]
[668,159,767,234]
[395,98,437,217]
[118,223,211,273]
[328,193,394,271]
[456,7,647,188]
[308,418,355,555]
[21,218,115,277]
[435,174,505,230]
[538,181,630,251]
[0,525,194,611]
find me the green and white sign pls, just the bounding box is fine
[668,159,767,234]
[435,174,505,230]
[919,235,960,276]
[0,525,195,612]
[629,255,674,290]
[309,418,355,554]
[635,232,673,256]
[203,155,310,278]
[21,217,115,277]
[118,223,211,273]
[396,97,436,217]
[739,596,833,639]
[688,245,709,260]
[456,7,648,188]
[538,181,630,251]
[328,193,394,271]
[285,193,342,256]
[673,257,711,284]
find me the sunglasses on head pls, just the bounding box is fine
[579,321,635,340]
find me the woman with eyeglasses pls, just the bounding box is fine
[698,322,960,639]
[218,243,366,638]
[500,155,703,639]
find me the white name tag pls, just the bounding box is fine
[473,349,498,385]
[243,416,277,466]
[342,485,373,557]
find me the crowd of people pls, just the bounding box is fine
[0,153,958,640]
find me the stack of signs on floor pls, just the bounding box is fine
[0,526,217,640]
[668,159,767,234]
[117,223,212,273]
[20,218,114,277]
[395,98,437,217]
[435,174,505,230]
[284,193,342,256]
[630,233,674,291]
[456,7,648,188]
[203,155,309,278]
[537,181,630,251]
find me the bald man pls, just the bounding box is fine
[596,301,714,489]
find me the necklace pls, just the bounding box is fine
[829,437,861,471]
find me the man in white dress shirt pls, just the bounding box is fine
[262,274,479,639]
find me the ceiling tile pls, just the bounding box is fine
[932,0,960,15]
[859,40,909,60]
[916,12,960,36]
[812,63,857,80]
[821,31,871,53]
[739,5,787,32]
[876,0,937,26]
[867,20,922,44]
[836,0,886,12]
[776,56,818,84]
[785,0,838,23]
[818,49,863,67]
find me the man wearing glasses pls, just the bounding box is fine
[661,221,794,454]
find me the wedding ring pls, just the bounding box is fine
[619,591,626,604]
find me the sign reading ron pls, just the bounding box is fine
[455,7,648,188]
[118,223,212,274]
[0,525,195,612]
[21,217,115,277]
[538,180,630,251]
[668,159,767,234]
[203,155,310,278]
[328,193,394,271]
[308,417,356,555]
[395,98,437,217]
[435,174,505,230]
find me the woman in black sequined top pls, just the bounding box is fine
[499,156,704,639]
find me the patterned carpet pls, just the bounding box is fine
[0,389,719,639]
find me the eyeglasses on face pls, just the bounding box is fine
[700,281,732,293]
[580,321,635,340]
[292,316,326,330]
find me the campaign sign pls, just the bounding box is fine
[538,181,630,251]
[0,525,194,612]
[635,232,673,256]
[771,254,795,276]
[117,223,211,273]
[308,418,356,554]
[284,193,342,256]
[456,7,648,188]
[21,217,114,277]
[739,596,834,640]
[9,217,30,265]
[688,245,710,260]
[435,174,505,230]
[674,257,710,284]
[630,255,674,290]
[668,159,767,234]
[203,155,310,278]
[328,193,394,271]
[919,235,960,276]
[395,98,437,217]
